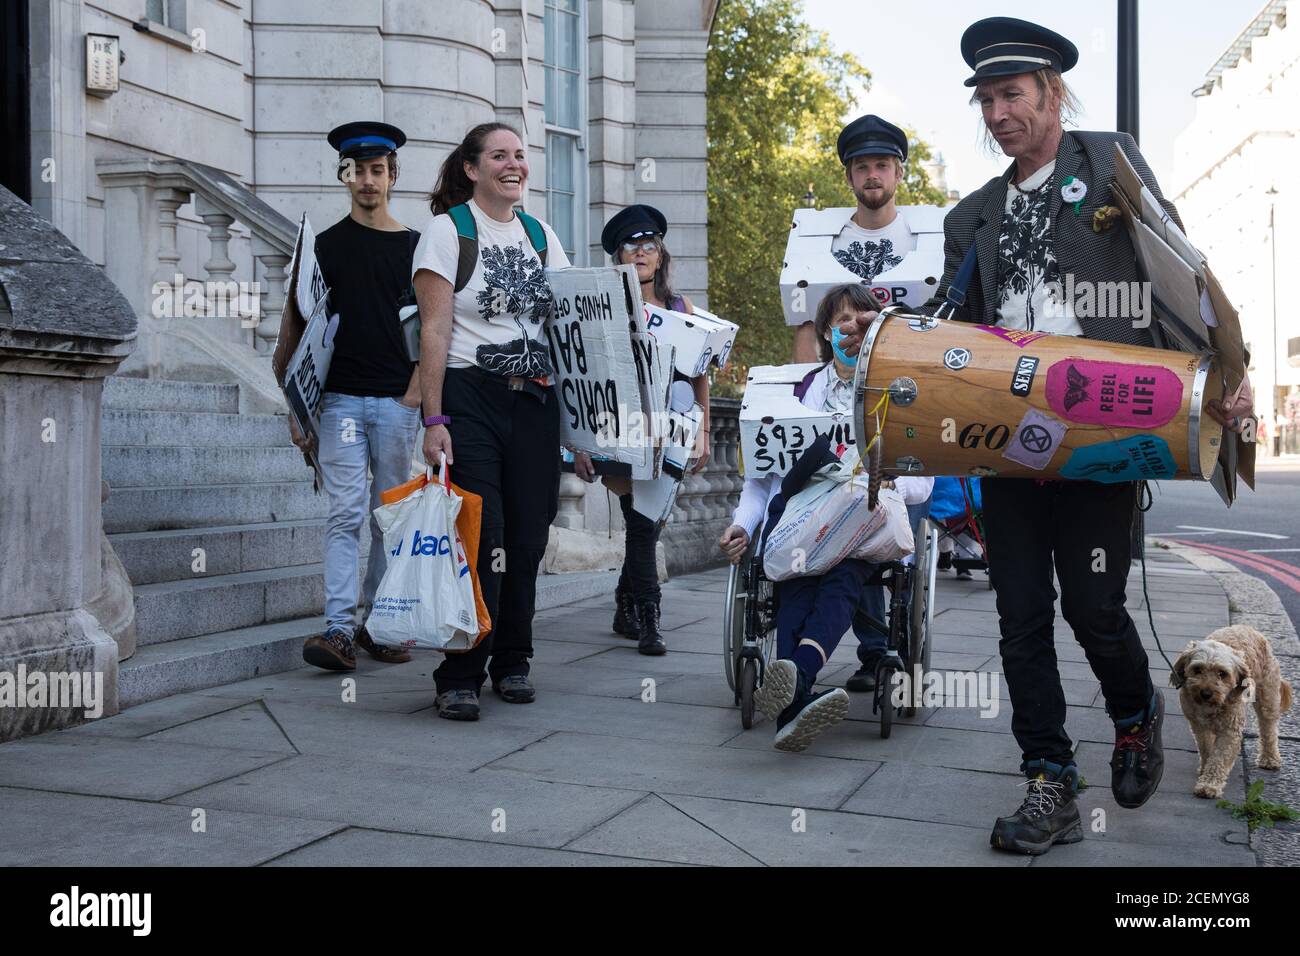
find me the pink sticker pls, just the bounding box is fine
[1045,358,1183,428]
[974,325,1050,348]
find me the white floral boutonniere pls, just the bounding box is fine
[1061,176,1087,214]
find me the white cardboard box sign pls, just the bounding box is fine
[739,364,857,478]
[271,214,334,485]
[643,303,739,378]
[546,265,657,478]
[779,205,947,326]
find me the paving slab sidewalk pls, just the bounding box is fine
[0,545,1274,867]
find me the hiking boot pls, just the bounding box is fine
[753,658,798,722]
[990,760,1083,855]
[492,674,536,704]
[937,551,953,572]
[354,625,411,664]
[612,588,638,638]
[435,689,480,721]
[845,652,882,693]
[1110,691,1165,809]
[774,669,850,753]
[635,599,666,656]
[302,628,356,672]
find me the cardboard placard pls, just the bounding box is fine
[779,205,947,326]
[546,265,656,478]
[271,215,334,485]
[643,303,739,377]
[739,364,856,477]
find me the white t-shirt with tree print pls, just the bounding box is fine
[995,160,1083,336]
[830,212,915,283]
[411,199,571,379]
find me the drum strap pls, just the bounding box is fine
[945,244,979,310]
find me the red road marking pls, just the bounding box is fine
[1168,539,1300,595]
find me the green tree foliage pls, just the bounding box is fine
[706,0,948,392]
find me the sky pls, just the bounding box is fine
[802,0,1269,197]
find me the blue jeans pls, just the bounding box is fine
[317,392,420,636]
[853,495,933,661]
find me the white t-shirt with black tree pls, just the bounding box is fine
[411,199,571,379]
[830,213,916,283]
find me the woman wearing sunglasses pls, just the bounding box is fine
[575,204,711,655]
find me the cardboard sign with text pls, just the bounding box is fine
[739,364,856,478]
[271,215,334,486]
[779,205,947,326]
[545,265,655,478]
[643,303,739,377]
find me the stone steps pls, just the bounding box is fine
[131,563,339,647]
[102,409,289,448]
[103,480,327,533]
[104,375,240,414]
[110,518,337,586]
[119,569,622,707]
[104,444,311,488]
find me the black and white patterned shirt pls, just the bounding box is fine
[995,160,1082,336]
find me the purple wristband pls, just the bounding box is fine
[423,415,451,427]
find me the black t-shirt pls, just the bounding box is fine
[314,215,419,397]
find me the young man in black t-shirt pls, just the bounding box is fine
[293,121,423,671]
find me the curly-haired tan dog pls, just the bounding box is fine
[1172,625,1292,799]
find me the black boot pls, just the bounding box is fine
[635,598,666,656]
[990,760,1084,855]
[612,587,637,638]
[1109,691,1164,809]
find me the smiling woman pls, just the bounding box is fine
[411,122,572,721]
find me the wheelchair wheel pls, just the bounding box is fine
[876,659,899,739]
[722,559,743,694]
[739,657,758,729]
[906,520,938,713]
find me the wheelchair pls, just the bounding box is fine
[722,514,939,738]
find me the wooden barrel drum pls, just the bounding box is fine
[851,311,1224,482]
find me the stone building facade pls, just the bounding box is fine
[1171,0,1300,455]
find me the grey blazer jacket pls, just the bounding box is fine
[920,130,1184,348]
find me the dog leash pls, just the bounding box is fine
[1136,480,1183,687]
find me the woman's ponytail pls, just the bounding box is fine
[429,122,520,216]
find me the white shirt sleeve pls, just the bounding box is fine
[411,213,459,286]
[894,476,935,506]
[732,473,778,540]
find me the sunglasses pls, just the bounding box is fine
[621,239,659,255]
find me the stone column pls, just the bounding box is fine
[0,186,136,741]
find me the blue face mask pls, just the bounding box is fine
[831,325,858,367]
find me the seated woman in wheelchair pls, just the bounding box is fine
[718,284,932,752]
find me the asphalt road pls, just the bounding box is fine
[1144,461,1300,629]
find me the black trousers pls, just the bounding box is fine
[616,493,661,603]
[433,368,560,693]
[982,478,1154,767]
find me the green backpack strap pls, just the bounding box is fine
[447,203,478,293]
[515,209,549,266]
[448,203,548,292]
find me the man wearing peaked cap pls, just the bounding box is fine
[327,121,407,161]
[600,203,668,256]
[836,15,1255,858]
[295,120,423,675]
[790,111,923,698]
[793,113,915,365]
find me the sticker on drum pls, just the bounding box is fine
[975,325,1049,348]
[1003,408,1067,471]
[908,316,939,332]
[1059,435,1176,482]
[969,465,998,477]
[1010,355,1040,396]
[894,456,924,472]
[1045,359,1183,428]
[943,347,972,371]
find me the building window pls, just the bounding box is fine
[543,0,587,264]
[145,0,186,32]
